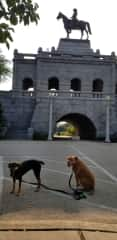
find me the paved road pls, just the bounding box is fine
[0,140,117,231]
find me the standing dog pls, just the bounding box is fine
[8,159,45,196]
[66,155,95,191]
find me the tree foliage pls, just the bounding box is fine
[56,122,77,136]
[0,50,11,81]
[0,0,40,48]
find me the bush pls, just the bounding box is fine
[111,133,117,142]
[0,102,6,139]
[33,131,48,140]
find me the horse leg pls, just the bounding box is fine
[67,31,69,38]
[81,30,83,39]
[85,29,89,40]
[67,29,71,38]
[66,27,70,38]
[66,29,69,38]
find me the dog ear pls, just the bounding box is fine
[74,156,78,161]
[8,162,21,168]
[15,162,21,167]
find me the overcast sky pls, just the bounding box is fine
[1,0,117,90]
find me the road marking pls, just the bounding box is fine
[1,172,115,186]
[2,153,117,214]
[84,200,117,212]
[0,156,4,202]
[44,168,116,185]
[1,177,117,213]
[96,178,116,185]
[71,146,117,183]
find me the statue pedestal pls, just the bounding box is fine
[57,38,94,55]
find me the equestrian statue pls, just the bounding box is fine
[57,9,92,39]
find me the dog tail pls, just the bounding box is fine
[39,161,45,165]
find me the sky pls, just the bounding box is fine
[1,0,117,90]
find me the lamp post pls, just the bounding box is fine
[48,89,57,140]
[105,95,111,143]
[48,96,53,140]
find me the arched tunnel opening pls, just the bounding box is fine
[54,113,96,140]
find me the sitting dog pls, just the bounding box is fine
[8,159,45,196]
[66,155,95,192]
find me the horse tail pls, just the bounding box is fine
[86,22,92,35]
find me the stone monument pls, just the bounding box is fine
[0,11,116,141]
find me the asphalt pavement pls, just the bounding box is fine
[0,140,117,233]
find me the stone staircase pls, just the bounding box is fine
[5,98,36,140]
[5,127,28,140]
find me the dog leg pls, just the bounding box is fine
[33,169,41,192]
[10,178,16,194]
[16,178,22,196]
[34,177,41,192]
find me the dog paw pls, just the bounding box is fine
[16,193,20,196]
[10,191,14,194]
[34,188,40,192]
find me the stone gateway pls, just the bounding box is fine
[0,38,117,140]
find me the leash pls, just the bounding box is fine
[22,179,71,196]
[68,171,86,200]
[22,172,86,200]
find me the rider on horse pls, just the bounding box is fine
[57,10,92,39]
[71,8,79,27]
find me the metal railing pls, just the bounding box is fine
[0,89,116,100]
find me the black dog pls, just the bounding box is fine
[8,160,45,196]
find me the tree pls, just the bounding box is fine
[0,0,39,48]
[65,124,76,136]
[56,122,77,136]
[0,49,11,81]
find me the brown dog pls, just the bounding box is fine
[8,160,45,196]
[67,155,95,191]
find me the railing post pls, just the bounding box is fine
[48,96,53,140]
[48,89,57,140]
[105,96,111,143]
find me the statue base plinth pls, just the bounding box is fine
[57,38,94,55]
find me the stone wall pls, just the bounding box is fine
[0,91,35,138]
[0,39,117,140]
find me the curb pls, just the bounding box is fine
[0,220,117,232]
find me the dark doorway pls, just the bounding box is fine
[71,78,81,91]
[92,79,103,92]
[22,78,34,91]
[48,77,59,90]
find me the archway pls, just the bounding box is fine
[55,113,96,140]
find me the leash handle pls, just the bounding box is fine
[68,171,87,200]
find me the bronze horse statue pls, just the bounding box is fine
[57,12,92,39]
